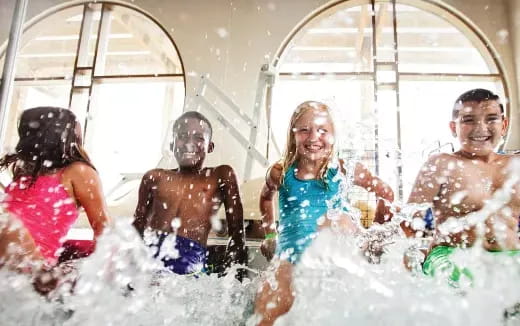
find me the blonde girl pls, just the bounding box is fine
[254,101,394,326]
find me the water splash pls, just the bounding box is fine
[271,229,520,326]
[0,219,255,325]
[2,159,520,325]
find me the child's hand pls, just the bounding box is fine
[32,261,77,296]
[260,238,276,261]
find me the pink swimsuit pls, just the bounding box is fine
[4,172,79,264]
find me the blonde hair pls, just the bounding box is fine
[279,101,335,184]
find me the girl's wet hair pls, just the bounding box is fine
[0,107,94,181]
[452,88,504,120]
[279,101,335,185]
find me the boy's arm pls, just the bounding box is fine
[405,155,445,237]
[407,155,443,204]
[218,165,246,267]
[353,162,394,202]
[133,170,156,237]
[259,163,282,261]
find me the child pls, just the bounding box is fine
[0,214,45,273]
[133,111,246,275]
[0,107,111,266]
[405,89,520,283]
[0,215,66,295]
[254,101,394,325]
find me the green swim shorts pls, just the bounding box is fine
[422,245,520,287]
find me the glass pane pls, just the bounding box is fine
[271,78,375,154]
[3,82,71,152]
[85,80,184,193]
[15,6,83,79]
[376,70,396,83]
[376,90,400,195]
[69,88,90,124]
[95,5,183,76]
[396,4,497,74]
[399,80,503,198]
[279,4,373,73]
[76,3,102,68]
[374,3,396,63]
[74,68,92,87]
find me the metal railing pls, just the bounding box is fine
[189,64,279,180]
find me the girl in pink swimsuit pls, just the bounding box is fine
[0,107,111,269]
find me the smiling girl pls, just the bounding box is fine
[254,101,394,325]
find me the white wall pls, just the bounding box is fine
[1,0,519,180]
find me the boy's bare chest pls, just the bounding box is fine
[437,161,513,214]
[153,177,222,207]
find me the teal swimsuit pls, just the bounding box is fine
[276,164,346,264]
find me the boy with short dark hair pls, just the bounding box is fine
[405,88,520,282]
[133,111,246,275]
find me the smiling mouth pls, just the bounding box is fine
[469,136,491,142]
[304,144,323,152]
[181,151,198,156]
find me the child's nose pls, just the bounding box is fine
[475,119,487,130]
[308,129,321,140]
[184,141,196,151]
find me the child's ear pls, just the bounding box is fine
[501,117,509,136]
[208,142,215,153]
[449,121,457,137]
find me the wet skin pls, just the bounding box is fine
[260,106,394,259]
[133,117,245,263]
[407,100,520,250]
[256,104,395,326]
[292,108,335,169]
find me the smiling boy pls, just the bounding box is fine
[405,89,520,282]
[133,111,246,275]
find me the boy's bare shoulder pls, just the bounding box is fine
[213,164,236,175]
[423,152,458,168]
[141,168,176,182]
[211,165,239,183]
[493,153,520,169]
[499,152,519,161]
[208,165,232,177]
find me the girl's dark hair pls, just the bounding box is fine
[0,107,94,181]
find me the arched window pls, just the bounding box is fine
[1,2,185,194]
[272,0,506,222]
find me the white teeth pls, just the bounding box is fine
[470,137,489,141]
